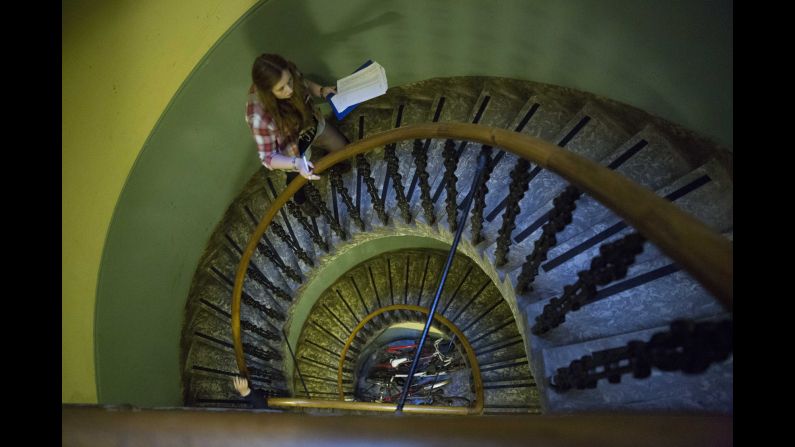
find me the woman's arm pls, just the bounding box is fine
[270,153,320,180]
[306,79,337,99]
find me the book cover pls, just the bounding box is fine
[326,60,387,120]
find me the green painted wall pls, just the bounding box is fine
[76,0,731,406]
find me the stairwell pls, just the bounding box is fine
[181,76,732,414]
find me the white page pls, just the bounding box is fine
[337,62,381,92]
[332,62,387,110]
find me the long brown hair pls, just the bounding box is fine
[251,53,314,144]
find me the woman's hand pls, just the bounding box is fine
[233,376,251,397]
[320,86,337,99]
[298,157,321,180]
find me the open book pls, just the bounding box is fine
[327,61,388,120]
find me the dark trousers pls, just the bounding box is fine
[285,171,308,204]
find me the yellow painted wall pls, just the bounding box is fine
[62,0,259,403]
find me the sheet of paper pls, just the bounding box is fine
[331,62,387,110]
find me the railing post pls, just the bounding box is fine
[396,149,489,412]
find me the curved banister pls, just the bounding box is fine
[335,304,483,414]
[232,122,732,382]
[265,398,473,415]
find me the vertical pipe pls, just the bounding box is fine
[396,150,488,412]
[283,328,311,399]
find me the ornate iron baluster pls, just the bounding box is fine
[246,263,292,303]
[494,159,532,266]
[242,341,282,362]
[247,365,283,382]
[225,234,293,302]
[469,145,494,244]
[532,232,646,335]
[209,266,284,321]
[201,296,281,341]
[244,205,303,283]
[240,319,279,342]
[199,298,279,340]
[441,139,459,231]
[254,240,302,283]
[516,185,583,293]
[285,200,329,252]
[412,138,436,225]
[549,319,733,392]
[269,221,314,267]
[241,291,284,321]
[385,142,412,223]
[329,169,363,232]
[305,181,349,239]
[357,153,388,225]
[407,97,446,202]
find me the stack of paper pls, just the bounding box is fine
[330,61,388,112]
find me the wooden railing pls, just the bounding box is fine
[265,398,473,415]
[231,122,733,412]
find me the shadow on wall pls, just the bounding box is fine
[242,0,402,84]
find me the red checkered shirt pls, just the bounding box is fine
[245,84,315,169]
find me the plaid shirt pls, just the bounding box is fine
[245,84,315,169]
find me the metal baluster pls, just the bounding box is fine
[329,169,363,232]
[532,232,646,335]
[441,139,459,231]
[469,145,494,244]
[270,221,314,267]
[285,200,329,252]
[305,181,349,239]
[413,139,436,225]
[357,153,388,224]
[385,142,412,223]
[516,185,582,293]
[494,159,531,266]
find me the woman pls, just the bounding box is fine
[246,53,349,215]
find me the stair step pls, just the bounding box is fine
[480,361,534,384]
[479,101,635,272]
[506,124,693,264]
[484,384,540,408]
[523,257,729,349]
[521,158,732,301]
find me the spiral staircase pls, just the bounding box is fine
[180,76,733,415]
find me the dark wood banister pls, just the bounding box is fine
[232,122,733,384]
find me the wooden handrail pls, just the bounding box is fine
[336,304,483,414]
[232,122,732,383]
[266,398,472,415]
